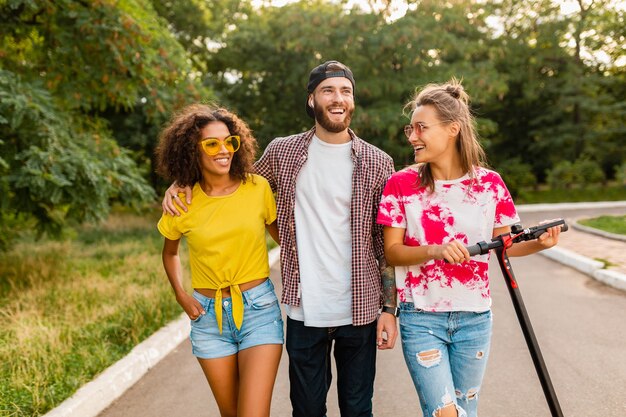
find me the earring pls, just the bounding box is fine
[309,98,314,107]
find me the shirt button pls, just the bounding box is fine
[224,301,229,307]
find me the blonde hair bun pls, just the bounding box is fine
[445,79,469,103]
[446,85,461,99]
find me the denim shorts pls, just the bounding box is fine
[190,279,284,359]
[399,302,492,417]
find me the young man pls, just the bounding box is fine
[162,61,398,417]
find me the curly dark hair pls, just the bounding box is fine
[155,104,258,187]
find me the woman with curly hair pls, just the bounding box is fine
[155,104,282,417]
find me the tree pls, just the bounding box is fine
[0,0,210,248]
[485,0,625,181]
[205,0,353,147]
[347,0,507,168]
[202,0,507,170]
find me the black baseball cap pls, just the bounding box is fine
[305,60,355,119]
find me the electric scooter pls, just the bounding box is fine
[466,219,568,417]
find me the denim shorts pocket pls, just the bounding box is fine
[191,292,213,325]
[250,290,278,310]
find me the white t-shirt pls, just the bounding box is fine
[285,135,353,326]
[377,166,520,312]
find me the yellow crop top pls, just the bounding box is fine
[157,174,277,333]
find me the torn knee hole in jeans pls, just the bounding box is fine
[455,387,479,402]
[433,402,465,417]
[417,349,441,368]
[467,389,478,400]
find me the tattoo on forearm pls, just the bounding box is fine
[379,256,397,306]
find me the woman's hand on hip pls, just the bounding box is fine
[176,291,206,320]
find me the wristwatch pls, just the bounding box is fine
[382,306,400,317]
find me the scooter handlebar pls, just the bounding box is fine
[461,220,568,258]
[516,219,568,241]
[466,241,492,256]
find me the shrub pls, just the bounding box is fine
[574,160,605,186]
[497,158,537,198]
[614,162,626,186]
[546,161,581,189]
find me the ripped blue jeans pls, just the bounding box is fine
[399,303,492,417]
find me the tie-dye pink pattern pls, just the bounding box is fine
[377,166,519,312]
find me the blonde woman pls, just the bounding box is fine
[377,80,561,417]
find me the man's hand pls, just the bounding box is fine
[377,256,397,350]
[377,312,398,350]
[162,183,193,216]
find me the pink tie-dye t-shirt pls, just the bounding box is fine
[377,166,519,312]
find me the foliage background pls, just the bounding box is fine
[0,0,624,414]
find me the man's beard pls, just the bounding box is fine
[313,102,354,133]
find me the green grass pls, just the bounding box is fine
[0,209,188,417]
[266,234,278,251]
[516,184,626,204]
[580,215,626,236]
[593,258,618,268]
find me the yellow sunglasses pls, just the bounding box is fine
[200,135,241,156]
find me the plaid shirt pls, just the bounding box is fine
[254,127,394,326]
